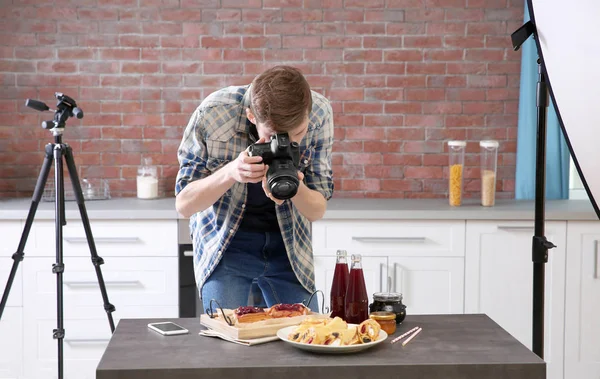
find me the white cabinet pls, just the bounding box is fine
[465,220,567,379]
[0,217,178,379]
[390,256,464,315]
[312,220,465,317]
[564,221,600,379]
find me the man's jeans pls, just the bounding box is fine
[201,229,319,313]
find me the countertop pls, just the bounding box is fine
[96,314,545,379]
[0,197,598,221]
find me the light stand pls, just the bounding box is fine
[0,93,116,379]
[511,21,557,359]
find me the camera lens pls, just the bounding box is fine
[271,179,298,200]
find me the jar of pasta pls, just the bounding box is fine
[448,140,466,207]
[480,140,499,207]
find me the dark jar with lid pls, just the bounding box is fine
[369,292,406,324]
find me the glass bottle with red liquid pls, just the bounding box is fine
[345,254,369,324]
[329,250,350,319]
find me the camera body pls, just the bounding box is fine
[247,133,301,200]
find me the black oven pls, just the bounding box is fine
[178,220,203,318]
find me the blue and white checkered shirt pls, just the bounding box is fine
[175,85,334,294]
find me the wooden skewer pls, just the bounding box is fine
[402,327,422,347]
[390,326,419,344]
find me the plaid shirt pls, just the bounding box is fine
[175,84,334,294]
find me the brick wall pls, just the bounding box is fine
[0,0,523,199]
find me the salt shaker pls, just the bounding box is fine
[137,157,159,199]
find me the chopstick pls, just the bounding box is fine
[402,327,422,346]
[390,326,419,344]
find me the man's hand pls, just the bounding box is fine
[227,149,267,183]
[262,170,304,206]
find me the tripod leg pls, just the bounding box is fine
[0,143,53,319]
[52,144,66,379]
[64,144,116,333]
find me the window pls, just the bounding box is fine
[569,157,588,199]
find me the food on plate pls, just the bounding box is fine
[287,316,380,346]
[232,303,310,324]
[357,318,381,343]
[267,303,310,318]
[234,306,269,323]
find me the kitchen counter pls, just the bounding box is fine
[96,314,545,379]
[0,197,598,221]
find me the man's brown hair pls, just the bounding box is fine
[249,65,313,132]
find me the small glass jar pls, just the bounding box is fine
[369,292,406,324]
[369,311,396,335]
[480,140,499,207]
[448,140,466,207]
[137,157,159,200]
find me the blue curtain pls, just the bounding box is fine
[515,2,570,200]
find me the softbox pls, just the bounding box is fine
[528,0,600,218]
[511,0,600,361]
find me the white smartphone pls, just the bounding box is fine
[147,322,189,336]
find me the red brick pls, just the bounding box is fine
[334,141,364,153]
[121,140,162,153]
[222,0,261,7]
[265,50,303,61]
[100,48,140,60]
[223,23,261,35]
[447,63,486,74]
[346,75,386,87]
[328,88,364,101]
[486,36,511,48]
[387,76,427,88]
[426,0,466,5]
[381,179,422,192]
[119,35,160,48]
[444,36,484,48]
[406,115,444,127]
[425,128,467,140]
[123,115,163,127]
[344,102,383,114]
[305,49,343,61]
[36,61,76,73]
[365,89,403,101]
[334,115,364,127]
[122,62,160,74]
[242,9,282,22]
[345,127,386,140]
[462,101,504,114]
[223,49,263,61]
[424,50,463,61]
[283,9,323,21]
[405,8,444,21]
[182,49,222,61]
[423,154,449,166]
[332,165,364,178]
[364,141,402,152]
[386,23,426,35]
[345,50,382,61]
[404,141,443,154]
[78,8,119,20]
[342,179,381,192]
[486,115,517,127]
[426,22,466,35]
[446,115,485,127]
[366,63,406,75]
[485,8,523,21]
[466,49,504,61]
[468,75,507,87]
[202,9,241,21]
[404,36,443,48]
[405,166,443,179]
[467,0,508,7]
[384,50,423,61]
[405,89,445,101]
[447,88,486,101]
[423,102,462,114]
[365,115,404,127]
[323,10,364,22]
[263,0,302,6]
[326,63,364,75]
[407,62,446,75]
[365,166,404,179]
[102,127,143,140]
[282,36,321,48]
[467,127,507,140]
[160,9,202,21]
[101,76,142,87]
[346,23,386,35]
[14,47,55,59]
[17,74,60,87]
[202,37,241,48]
[488,62,520,74]
[305,23,344,35]
[386,128,425,140]
[344,153,382,165]
[161,36,200,48]
[365,10,405,22]
[446,9,484,21]
[323,36,362,48]
[467,22,505,35]
[384,102,422,114]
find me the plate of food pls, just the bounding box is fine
[276,317,387,354]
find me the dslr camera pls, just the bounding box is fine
[247,132,301,200]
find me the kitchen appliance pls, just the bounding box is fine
[178,219,203,317]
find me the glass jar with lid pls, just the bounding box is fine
[137,157,159,199]
[369,292,406,324]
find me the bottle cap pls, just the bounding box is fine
[480,140,499,148]
[448,140,466,147]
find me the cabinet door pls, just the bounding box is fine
[389,257,464,315]
[313,255,387,313]
[565,221,600,379]
[465,220,566,379]
[0,307,23,378]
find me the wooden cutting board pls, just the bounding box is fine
[200,312,331,340]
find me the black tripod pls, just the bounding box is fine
[0,93,116,379]
[511,21,557,359]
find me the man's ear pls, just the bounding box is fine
[245,108,256,125]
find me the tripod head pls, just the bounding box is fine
[25,92,84,132]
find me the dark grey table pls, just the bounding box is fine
[96,314,545,379]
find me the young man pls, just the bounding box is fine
[175,65,334,313]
